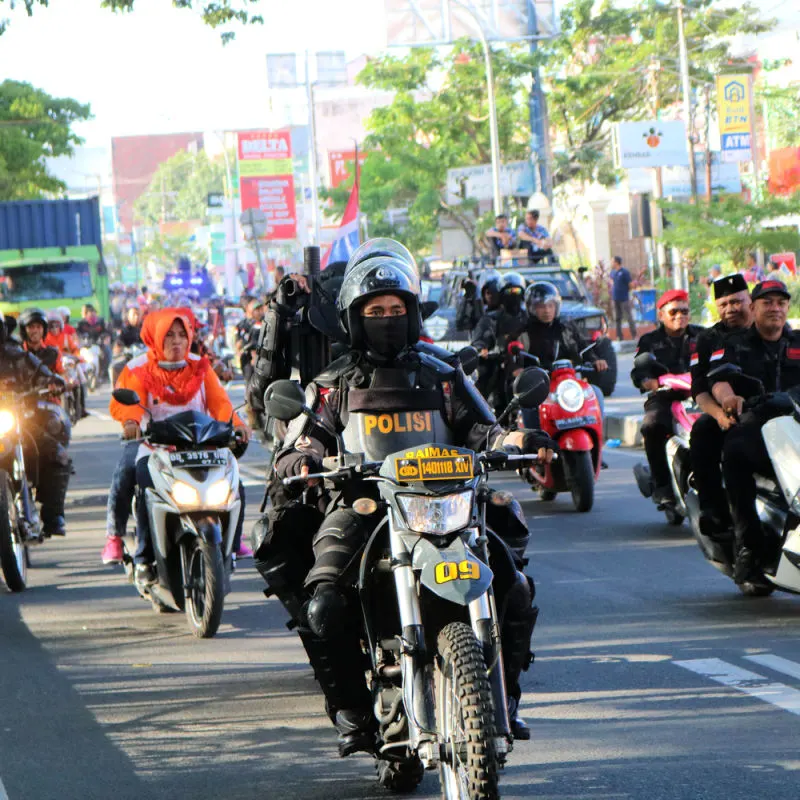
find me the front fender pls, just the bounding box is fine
[186,515,223,545]
[413,536,493,606]
[558,428,594,452]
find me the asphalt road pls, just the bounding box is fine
[3,383,800,800]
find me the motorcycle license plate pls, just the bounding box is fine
[169,449,227,468]
[395,452,473,482]
[554,415,597,430]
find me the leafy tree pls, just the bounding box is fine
[760,82,800,151]
[0,0,262,42]
[538,0,772,187]
[136,233,206,277]
[134,148,226,227]
[659,194,800,271]
[324,42,536,257]
[0,80,91,200]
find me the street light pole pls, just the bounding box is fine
[453,1,503,216]
[677,0,698,203]
[305,50,322,246]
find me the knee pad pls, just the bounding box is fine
[486,496,529,558]
[505,570,535,620]
[306,583,349,639]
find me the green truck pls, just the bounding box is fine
[0,197,109,322]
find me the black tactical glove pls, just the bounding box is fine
[275,451,323,481]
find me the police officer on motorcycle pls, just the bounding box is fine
[689,274,752,536]
[632,290,701,506]
[455,269,502,333]
[1,309,70,537]
[257,242,554,756]
[708,280,800,585]
[471,272,527,414]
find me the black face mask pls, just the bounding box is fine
[502,294,522,314]
[362,316,409,359]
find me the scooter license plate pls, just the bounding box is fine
[169,449,227,468]
[554,415,596,430]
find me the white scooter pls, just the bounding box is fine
[79,343,101,392]
[689,365,800,597]
[111,388,245,637]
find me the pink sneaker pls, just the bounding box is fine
[101,536,125,565]
[235,542,253,558]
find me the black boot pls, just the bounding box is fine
[39,465,71,538]
[296,624,375,757]
[501,604,539,741]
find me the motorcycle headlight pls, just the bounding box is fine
[0,410,15,436]
[171,481,200,508]
[397,491,473,535]
[206,479,231,507]
[556,379,585,413]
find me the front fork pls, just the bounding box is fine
[388,513,439,767]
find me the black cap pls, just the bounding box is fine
[751,279,791,301]
[713,273,748,300]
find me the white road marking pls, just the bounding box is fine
[744,654,800,682]
[674,657,800,716]
[0,776,9,800]
[88,409,113,422]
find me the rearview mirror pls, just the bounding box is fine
[112,388,140,406]
[456,345,479,374]
[513,367,550,409]
[633,351,657,369]
[420,300,439,320]
[265,380,307,422]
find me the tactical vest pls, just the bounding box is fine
[340,367,454,461]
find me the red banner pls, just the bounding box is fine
[328,149,367,189]
[237,129,297,240]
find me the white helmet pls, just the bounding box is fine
[46,309,64,327]
[57,305,71,322]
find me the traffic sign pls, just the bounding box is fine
[240,208,268,240]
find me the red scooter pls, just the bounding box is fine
[509,343,603,512]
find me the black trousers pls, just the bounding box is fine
[641,393,674,488]
[721,414,774,553]
[689,413,728,514]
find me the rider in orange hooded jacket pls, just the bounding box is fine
[102,308,250,578]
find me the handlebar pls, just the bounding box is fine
[281,450,556,486]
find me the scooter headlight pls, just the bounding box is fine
[556,379,585,413]
[206,479,232,508]
[397,491,473,535]
[171,481,200,508]
[0,410,15,436]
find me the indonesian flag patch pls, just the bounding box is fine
[709,349,725,362]
[690,353,699,367]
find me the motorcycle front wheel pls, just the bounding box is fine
[0,470,27,592]
[435,622,499,800]
[184,538,225,638]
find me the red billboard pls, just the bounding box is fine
[328,149,367,189]
[237,129,297,240]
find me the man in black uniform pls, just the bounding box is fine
[257,243,554,757]
[709,280,800,584]
[0,310,68,537]
[471,272,527,415]
[455,269,501,333]
[689,274,752,535]
[632,289,701,505]
[236,297,265,384]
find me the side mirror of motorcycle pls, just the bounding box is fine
[456,345,479,375]
[633,351,658,369]
[707,363,741,379]
[420,300,439,320]
[513,367,551,409]
[265,380,307,422]
[112,388,141,406]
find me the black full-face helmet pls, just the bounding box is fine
[338,256,422,350]
[525,281,562,318]
[345,237,418,278]
[479,268,502,302]
[18,307,47,340]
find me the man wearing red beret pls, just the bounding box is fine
[631,289,701,506]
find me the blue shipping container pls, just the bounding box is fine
[0,197,103,251]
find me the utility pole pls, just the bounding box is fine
[305,50,321,246]
[528,0,551,198]
[648,57,667,282]
[677,0,698,203]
